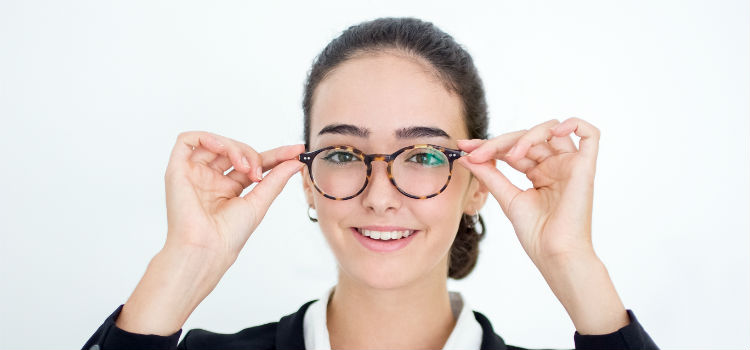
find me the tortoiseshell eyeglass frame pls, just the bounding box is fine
[298,144,467,200]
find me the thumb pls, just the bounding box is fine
[243,159,305,221]
[457,157,521,217]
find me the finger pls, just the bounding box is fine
[505,157,538,174]
[208,154,233,174]
[225,167,253,189]
[458,132,537,173]
[458,139,538,172]
[170,131,255,181]
[457,157,521,216]
[210,136,260,182]
[456,139,487,153]
[458,138,538,173]
[547,134,577,153]
[217,144,306,187]
[461,130,526,163]
[551,117,600,159]
[525,142,555,163]
[259,144,306,172]
[243,159,305,221]
[190,146,220,165]
[505,119,561,162]
[194,135,262,182]
[170,131,228,166]
[239,146,263,182]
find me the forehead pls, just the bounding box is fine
[308,53,466,146]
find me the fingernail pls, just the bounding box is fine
[256,167,263,180]
[242,157,250,169]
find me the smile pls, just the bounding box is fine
[351,226,419,253]
[355,227,414,240]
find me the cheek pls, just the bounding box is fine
[436,164,472,212]
[314,199,355,248]
[415,196,460,224]
[413,173,468,242]
[315,200,347,226]
[446,168,473,220]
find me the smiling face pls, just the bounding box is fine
[303,51,488,289]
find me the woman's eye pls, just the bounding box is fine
[323,151,358,164]
[407,152,445,166]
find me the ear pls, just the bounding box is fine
[301,166,315,208]
[463,174,490,215]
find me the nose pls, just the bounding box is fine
[360,160,402,214]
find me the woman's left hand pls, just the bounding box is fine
[456,117,599,267]
[457,117,630,335]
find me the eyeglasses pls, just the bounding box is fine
[299,144,466,200]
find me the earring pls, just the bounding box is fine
[464,210,482,233]
[307,206,318,223]
[474,210,485,235]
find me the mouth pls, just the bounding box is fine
[354,227,416,240]
[350,226,419,253]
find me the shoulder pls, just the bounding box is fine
[178,300,317,350]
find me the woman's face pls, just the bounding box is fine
[303,51,487,289]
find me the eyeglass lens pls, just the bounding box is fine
[310,147,450,198]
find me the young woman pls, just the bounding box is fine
[84,17,657,349]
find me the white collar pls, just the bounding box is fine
[303,286,483,350]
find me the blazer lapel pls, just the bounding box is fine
[473,311,508,350]
[276,299,317,349]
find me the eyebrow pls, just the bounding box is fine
[317,123,450,139]
[395,126,450,139]
[317,124,370,137]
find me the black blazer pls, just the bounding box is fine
[83,300,658,349]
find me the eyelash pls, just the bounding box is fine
[406,152,444,166]
[322,150,445,167]
[322,151,359,164]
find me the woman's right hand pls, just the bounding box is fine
[115,131,304,336]
[164,131,304,268]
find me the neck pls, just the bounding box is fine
[326,262,456,349]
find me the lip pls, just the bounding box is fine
[350,227,419,253]
[357,225,414,231]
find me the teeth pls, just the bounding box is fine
[359,228,414,241]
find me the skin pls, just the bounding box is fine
[302,52,488,349]
[112,50,629,347]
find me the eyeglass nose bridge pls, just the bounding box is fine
[362,154,397,184]
[364,154,394,163]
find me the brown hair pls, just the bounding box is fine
[302,17,488,279]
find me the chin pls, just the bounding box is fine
[346,258,427,290]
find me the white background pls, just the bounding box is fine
[0,0,747,348]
